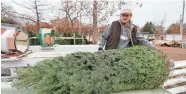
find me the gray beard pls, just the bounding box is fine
[120,20,131,25]
[122,21,131,27]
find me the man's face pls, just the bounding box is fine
[120,13,132,24]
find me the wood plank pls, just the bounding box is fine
[1,82,13,88]
[56,37,82,39]
[29,52,68,58]
[163,76,186,87]
[169,69,186,77]
[166,85,186,94]
[1,57,21,62]
[1,58,45,68]
[1,76,17,82]
[172,60,186,69]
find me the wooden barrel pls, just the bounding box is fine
[1,27,29,54]
[39,28,55,47]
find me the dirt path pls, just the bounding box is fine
[156,47,186,61]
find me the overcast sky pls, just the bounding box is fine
[2,0,186,28]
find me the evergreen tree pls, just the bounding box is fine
[142,21,156,34]
[14,46,168,94]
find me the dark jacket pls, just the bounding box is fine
[105,21,138,50]
[99,20,154,50]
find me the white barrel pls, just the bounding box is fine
[1,30,15,53]
[1,28,29,54]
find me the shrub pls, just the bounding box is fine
[14,46,168,94]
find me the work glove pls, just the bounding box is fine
[98,48,103,51]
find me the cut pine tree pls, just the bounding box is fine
[13,46,169,94]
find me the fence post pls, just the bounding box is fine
[74,33,76,45]
[35,38,36,45]
[82,33,84,44]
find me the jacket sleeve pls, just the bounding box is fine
[136,31,154,48]
[98,25,111,49]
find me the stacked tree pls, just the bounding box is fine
[14,46,168,94]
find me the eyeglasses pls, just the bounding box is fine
[121,14,131,17]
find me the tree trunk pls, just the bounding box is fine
[35,0,40,36]
[92,0,98,44]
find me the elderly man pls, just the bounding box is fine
[98,9,154,50]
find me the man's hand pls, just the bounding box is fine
[98,48,103,51]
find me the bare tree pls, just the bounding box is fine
[60,0,91,32]
[154,14,166,40]
[155,25,164,40]
[1,3,20,24]
[12,0,49,34]
[1,3,13,17]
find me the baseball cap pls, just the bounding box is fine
[120,8,132,15]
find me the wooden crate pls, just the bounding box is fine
[163,60,186,94]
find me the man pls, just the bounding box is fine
[98,8,154,50]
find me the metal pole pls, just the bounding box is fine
[181,0,185,41]
[180,14,182,34]
[182,0,185,23]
